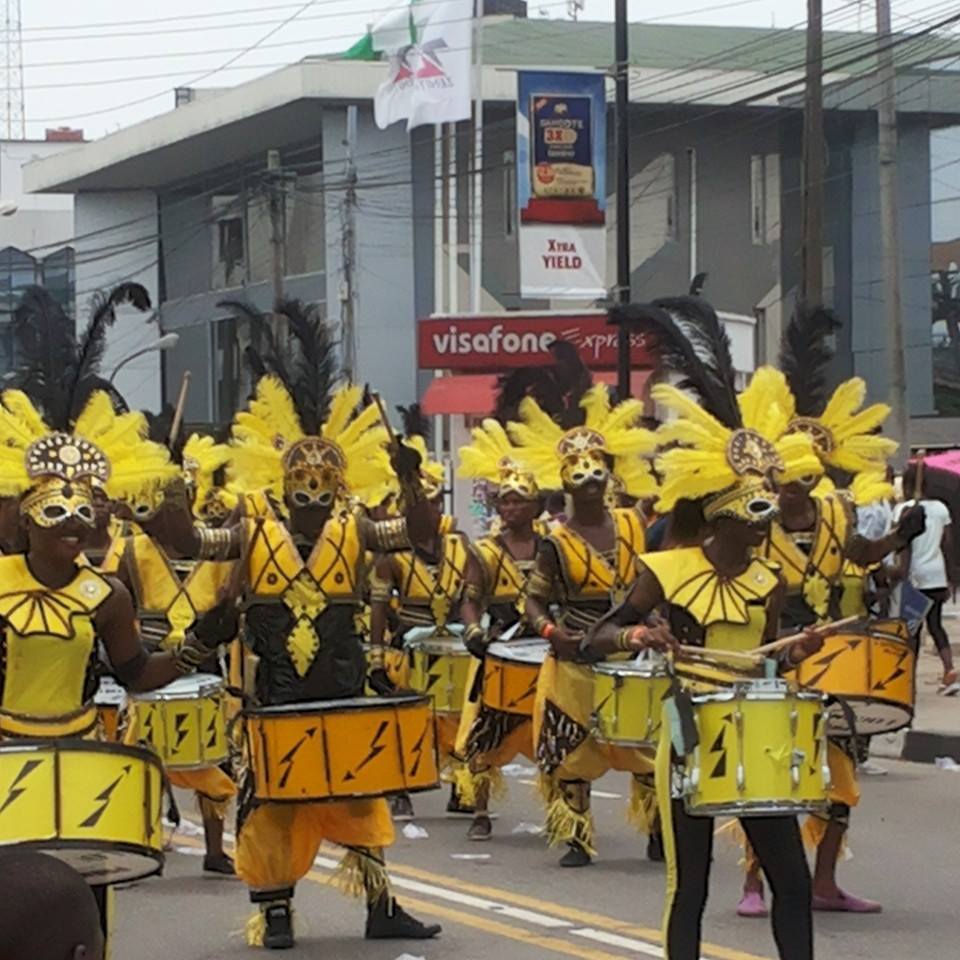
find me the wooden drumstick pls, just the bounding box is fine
[914,448,927,501]
[371,391,400,447]
[678,645,762,665]
[751,615,859,657]
[168,371,192,448]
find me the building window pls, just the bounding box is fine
[503,149,516,238]
[41,247,75,315]
[218,217,245,287]
[750,154,780,246]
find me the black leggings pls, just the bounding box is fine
[665,801,813,960]
[922,588,950,653]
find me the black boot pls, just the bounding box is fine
[262,902,294,950]
[365,894,442,940]
[391,793,415,821]
[467,814,492,841]
[203,853,236,875]
[646,831,665,863]
[559,840,592,868]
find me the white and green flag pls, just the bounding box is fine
[347,0,474,131]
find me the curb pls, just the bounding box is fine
[870,728,960,764]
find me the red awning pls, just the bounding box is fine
[421,371,651,417]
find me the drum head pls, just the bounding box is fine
[487,639,549,664]
[94,677,127,707]
[409,638,468,656]
[247,694,430,716]
[825,699,913,736]
[33,844,163,886]
[593,653,669,678]
[133,672,223,702]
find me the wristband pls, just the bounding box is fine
[541,622,557,640]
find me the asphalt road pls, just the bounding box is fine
[111,759,957,960]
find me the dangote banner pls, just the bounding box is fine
[517,71,607,299]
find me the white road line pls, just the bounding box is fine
[572,928,665,957]
[312,854,574,929]
[517,779,623,800]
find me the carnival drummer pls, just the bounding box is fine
[161,299,442,951]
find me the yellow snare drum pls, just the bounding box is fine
[94,677,126,743]
[592,655,672,748]
[129,673,228,770]
[408,638,471,713]
[682,679,829,817]
[0,739,163,884]
[792,626,916,735]
[482,639,547,717]
[245,695,440,803]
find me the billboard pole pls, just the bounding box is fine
[614,0,631,399]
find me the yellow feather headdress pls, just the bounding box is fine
[230,375,392,506]
[0,388,178,504]
[457,418,539,500]
[508,384,658,498]
[183,433,238,523]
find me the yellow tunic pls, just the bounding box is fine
[0,555,113,737]
[390,532,470,633]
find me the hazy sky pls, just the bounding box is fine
[13,0,955,138]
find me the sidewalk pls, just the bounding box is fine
[871,624,960,764]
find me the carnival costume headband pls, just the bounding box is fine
[0,389,178,528]
[457,418,539,500]
[224,298,392,508]
[614,297,819,525]
[508,383,657,498]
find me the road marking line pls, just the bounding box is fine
[572,928,665,957]
[176,821,769,960]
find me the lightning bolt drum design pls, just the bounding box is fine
[244,695,440,802]
[791,621,916,736]
[407,638,472,714]
[681,679,831,818]
[126,673,228,770]
[0,740,163,885]
[482,639,549,718]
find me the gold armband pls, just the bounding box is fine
[197,526,232,561]
[526,570,553,603]
[372,517,410,553]
[463,623,486,644]
[462,583,484,602]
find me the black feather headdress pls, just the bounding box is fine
[397,403,430,443]
[10,283,150,429]
[492,339,594,429]
[778,307,840,417]
[611,296,742,429]
[224,297,338,434]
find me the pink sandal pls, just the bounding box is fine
[737,890,769,918]
[812,889,882,913]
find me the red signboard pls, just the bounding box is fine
[417,313,653,371]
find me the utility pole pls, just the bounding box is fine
[614,0,632,400]
[341,105,359,382]
[800,0,824,310]
[876,0,908,465]
[266,149,285,304]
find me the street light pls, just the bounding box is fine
[108,333,180,383]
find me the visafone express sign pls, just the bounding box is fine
[418,313,652,371]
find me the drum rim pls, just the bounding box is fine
[2,839,164,883]
[592,732,659,748]
[130,673,225,702]
[683,799,830,818]
[244,694,432,716]
[250,782,440,804]
[409,641,469,655]
[592,659,670,677]
[0,737,165,771]
[691,681,825,704]
[824,698,914,735]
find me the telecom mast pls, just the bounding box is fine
[2,0,25,139]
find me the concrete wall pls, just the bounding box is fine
[323,105,418,413]
[0,141,75,250]
[74,191,163,412]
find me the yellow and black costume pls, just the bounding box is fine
[610,296,823,960]
[512,383,661,860]
[452,420,543,813]
[217,298,440,950]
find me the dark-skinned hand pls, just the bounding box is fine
[368,666,397,696]
[550,626,584,661]
[390,441,423,482]
[896,503,926,546]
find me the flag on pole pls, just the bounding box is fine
[346,0,474,131]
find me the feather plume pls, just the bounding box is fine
[779,307,840,416]
[397,403,430,442]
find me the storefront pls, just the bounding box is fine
[418,308,758,533]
